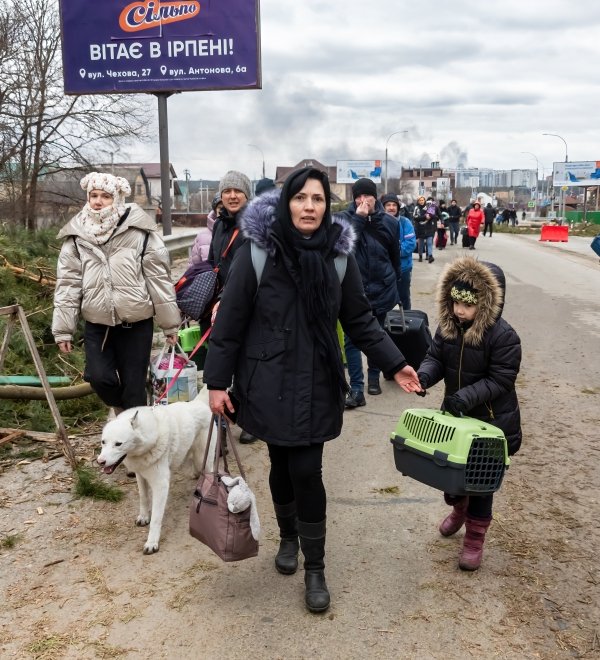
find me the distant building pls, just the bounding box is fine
[275,159,344,201]
[34,163,182,226]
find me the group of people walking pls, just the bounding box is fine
[51,167,521,616]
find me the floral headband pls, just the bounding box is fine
[450,281,478,305]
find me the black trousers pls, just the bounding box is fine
[267,443,326,523]
[83,318,154,409]
[483,221,493,236]
[446,492,493,519]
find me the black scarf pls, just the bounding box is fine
[273,168,348,396]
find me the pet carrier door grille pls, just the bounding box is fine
[464,437,506,491]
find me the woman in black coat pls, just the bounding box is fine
[204,167,421,613]
[417,256,522,571]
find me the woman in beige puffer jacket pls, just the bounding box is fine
[52,172,180,412]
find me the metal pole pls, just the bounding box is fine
[543,133,568,163]
[385,146,389,194]
[156,93,172,235]
[248,144,265,179]
[384,130,408,195]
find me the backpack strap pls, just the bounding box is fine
[250,242,346,285]
[334,254,347,282]
[250,241,268,284]
[140,230,150,276]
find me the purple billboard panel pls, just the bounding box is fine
[59,0,261,94]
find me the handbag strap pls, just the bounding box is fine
[214,228,239,273]
[153,326,212,406]
[201,413,247,481]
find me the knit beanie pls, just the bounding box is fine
[80,172,131,214]
[219,170,251,199]
[381,193,400,215]
[450,280,479,305]
[352,177,377,200]
[255,177,276,196]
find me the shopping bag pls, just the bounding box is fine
[189,415,259,562]
[150,343,198,405]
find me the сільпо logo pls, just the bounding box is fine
[119,1,201,33]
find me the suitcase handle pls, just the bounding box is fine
[384,307,407,335]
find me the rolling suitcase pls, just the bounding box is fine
[461,226,469,248]
[384,306,432,370]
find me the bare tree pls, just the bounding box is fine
[0,0,153,229]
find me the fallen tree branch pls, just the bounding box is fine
[0,383,93,400]
[0,427,58,442]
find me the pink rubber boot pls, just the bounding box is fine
[458,516,492,571]
[438,496,469,537]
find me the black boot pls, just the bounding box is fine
[273,501,299,575]
[298,519,330,613]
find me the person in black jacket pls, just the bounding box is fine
[416,256,522,571]
[203,167,421,613]
[447,199,462,245]
[413,196,437,262]
[208,170,259,444]
[483,202,495,237]
[340,178,403,404]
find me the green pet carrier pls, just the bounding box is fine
[390,408,509,496]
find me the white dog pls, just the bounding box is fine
[97,391,213,554]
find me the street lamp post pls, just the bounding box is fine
[542,133,569,222]
[385,130,408,194]
[521,151,539,216]
[542,132,568,163]
[248,143,265,180]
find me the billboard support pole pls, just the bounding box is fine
[156,92,173,236]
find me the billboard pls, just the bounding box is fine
[552,161,600,187]
[336,160,382,184]
[58,0,261,94]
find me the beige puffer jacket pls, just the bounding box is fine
[52,204,181,343]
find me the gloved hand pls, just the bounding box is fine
[415,377,428,397]
[442,394,466,417]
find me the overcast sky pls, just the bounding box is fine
[127,0,600,182]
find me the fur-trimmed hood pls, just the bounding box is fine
[240,188,356,256]
[437,256,505,345]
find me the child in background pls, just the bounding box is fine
[416,256,522,570]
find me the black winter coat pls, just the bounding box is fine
[417,257,522,454]
[207,207,247,286]
[413,203,436,239]
[340,201,401,316]
[203,190,408,446]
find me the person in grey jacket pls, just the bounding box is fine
[204,167,421,614]
[52,172,180,413]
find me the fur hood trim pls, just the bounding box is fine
[240,188,356,256]
[437,256,504,345]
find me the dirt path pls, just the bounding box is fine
[1,235,599,659]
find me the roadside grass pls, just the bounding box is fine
[74,466,124,502]
[1,533,23,550]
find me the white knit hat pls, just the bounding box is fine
[80,172,131,212]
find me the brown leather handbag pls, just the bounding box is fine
[189,414,259,562]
